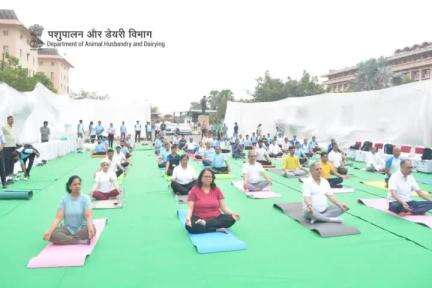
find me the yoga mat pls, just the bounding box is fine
[92,199,122,209]
[232,181,281,199]
[267,168,286,176]
[273,203,360,237]
[91,154,106,158]
[215,173,234,180]
[177,210,246,253]
[358,198,432,229]
[27,218,107,268]
[262,165,276,169]
[421,179,432,185]
[330,187,355,194]
[361,181,386,190]
[0,190,33,200]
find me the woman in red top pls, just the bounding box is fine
[186,168,240,234]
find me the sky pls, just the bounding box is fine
[5,0,432,113]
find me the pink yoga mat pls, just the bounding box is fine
[27,218,107,268]
[232,181,281,199]
[358,198,432,228]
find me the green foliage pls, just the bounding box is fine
[70,89,109,100]
[353,57,391,91]
[252,70,324,102]
[190,89,234,124]
[0,54,57,93]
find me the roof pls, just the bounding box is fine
[0,9,18,20]
[38,48,74,68]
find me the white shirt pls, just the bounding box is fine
[172,165,196,185]
[242,162,265,184]
[281,141,290,151]
[269,143,282,155]
[388,171,420,202]
[302,177,333,212]
[328,150,343,168]
[366,152,384,170]
[255,147,268,161]
[0,129,5,145]
[186,142,197,151]
[276,137,284,146]
[134,124,141,131]
[120,124,127,133]
[107,127,115,134]
[94,171,117,193]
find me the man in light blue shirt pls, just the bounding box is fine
[154,136,163,154]
[120,121,127,141]
[211,146,230,173]
[95,121,105,141]
[203,142,215,166]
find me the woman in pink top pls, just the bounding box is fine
[185,168,240,234]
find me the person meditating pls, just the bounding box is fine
[303,162,349,224]
[194,142,206,160]
[171,154,197,195]
[43,176,96,245]
[166,144,181,176]
[202,142,215,166]
[158,142,170,168]
[320,152,347,188]
[388,159,432,215]
[242,150,272,191]
[210,146,230,174]
[268,140,283,158]
[255,141,272,166]
[185,168,240,234]
[92,160,121,200]
[281,146,308,177]
[93,140,107,155]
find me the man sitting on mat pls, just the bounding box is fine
[158,142,170,168]
[185,168,240,234]
[365,147,385,172]
[328,143,348,175]
[166,144,181,176]
[385,147,401,186]
[255,141,272,166]
[303,162,349,224]
[268,139,283,158]
[232,138,245,159]
[43,175,96,245]
[320,152,347,188]
[282,146,308,177]
[93,140,107,155]
[105,148,123,177]
[294,142,308,165]
[308,136,320,153]
[178,135,187,150]
[171,154,197,195]
[185,137,197,154]
[202,142,215,166]
[154,135,163,155]
[243,134,253,150]
[388,159,432,216]
[115,146,130,171]
[281,137,290,153]
[194,142,206,160]
[251,132,258,146]
[242,150,272,191]
[301,138,313,158]
[92,160,121,200]
[210,146,230,174]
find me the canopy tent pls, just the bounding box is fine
[0,83,151,144]
[224,80,432,147]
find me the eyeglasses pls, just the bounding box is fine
[202,175,213,179]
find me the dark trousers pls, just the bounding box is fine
[3,147,16,176]
[257,160,272,166]
[146,131,152,141]
[202,160,212,166]
[135,131,141,143]
[0,151,6,186]
[41,139,49,143]
[211,166,228,174]
[328,177,343,188]
[116,168,124,177]
[269,152,283,158]
[108,134,114,148]
[171,180,196,195]
[389,201,432,215]
[23,154,36,177]
[90,135,96,143]
[185,214,235,234]
[120,132,126,141]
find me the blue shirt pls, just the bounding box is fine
[204,148,215,160]
[385,156,401,174]
[95,124,104,135]
[154,139,162,149]
[244,139,252,147]
[160,148,170,161]
[251,136,257,144]
[59,194,91,234]
[120,125,127,133]
[95,143,106,153]
[212,153,226,168]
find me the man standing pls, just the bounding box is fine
[95,121,105,142]
[233,122,239,139]
[145,121,152,141]
[0,128,6,188]
[120,121,127,142]
[40,121,50,143]
[134,120,141,143]
[2,116,17,180]
[77,120,85,152]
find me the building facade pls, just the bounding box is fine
[323,42,432,92]
[0,9,73,95]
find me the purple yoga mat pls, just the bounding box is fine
[27,218,107,268]
[358,198,432,228]
[232,181,281,199]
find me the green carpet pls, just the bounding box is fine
[1,151,432,288]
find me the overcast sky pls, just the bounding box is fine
[5,0,431,113]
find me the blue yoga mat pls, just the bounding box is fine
[177,210,246,254]
[421,179,432,185]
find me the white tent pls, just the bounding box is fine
[0,82,151,144]
[224,80,432,147]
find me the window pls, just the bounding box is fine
[422,69,431,80]
[3,30,8,36]
[411,70,420,81]
[3,45,9,54]
[50,72,54,80]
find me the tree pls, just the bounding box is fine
[151,106,160,114]
[70,89,109,100]
[353,57,392,91]
[251,70,324,102]
[190,89,234,124]
[0,54,57,93]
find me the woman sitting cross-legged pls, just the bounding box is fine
[92,159,121,200]
[185,168,240,234]
[171,154,197,195]
[43,176,96,245]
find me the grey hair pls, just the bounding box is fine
[400,159,411,167]
[309,161,320,171]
